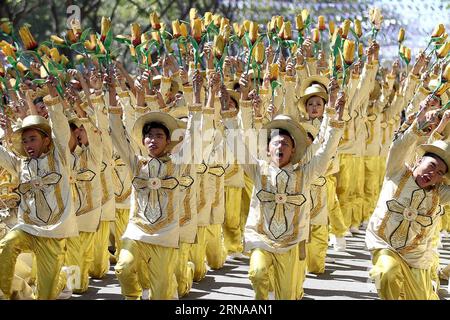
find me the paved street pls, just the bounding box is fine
[71,230,450,300]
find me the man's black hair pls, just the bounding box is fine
[423,152,449,173]
[268,128,295,147]
[69,123,78,131]
[33,96,44,105]
[142,121,170,140]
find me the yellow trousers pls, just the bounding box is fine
[190,226,208,282]
[306,225,329,274]
[351,156,365,228]
[224,187,244,254]
[115,239,177,300]
[65,231,95,294]
[173,242,194,298]
[206,224,227,269]
[326,175,347,238]
[336,154,354,230]
[114,208,130,260]
[441,205,450,232]
[0,229,66,300]
[190,224,227,282]
[363,156,381,223]
[296,254,307,300]
[240,174,254,235]
[0,254,34,300]
[90,220,110,279]
[370,249,439,300]
[248,247,299,300]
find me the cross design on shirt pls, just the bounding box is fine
[132,158,179,224]
[256,170,306,239]
[386,189,434,250]
[18,160,62,224]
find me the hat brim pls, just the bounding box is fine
[131,111,179,146]
[299,75,330,97]
[417,144,450,181]
[263,118,308,164]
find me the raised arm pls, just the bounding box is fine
[302,92,345,185]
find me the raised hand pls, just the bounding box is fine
[412,51,428,76]
[328,77,339,108]
[435,110,450,135]
[192,70,203,104]
[239,72,251,100]
[334,91,346,121]
[286,57,296,77]
[46,75,60,97]
[0,113,12,135]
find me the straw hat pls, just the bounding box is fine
[131,111,179,146]
[263,114,308,164]
[11,115,52,157]
[417,139,450,181]
[299,75,330,97]
[299,84,329,114]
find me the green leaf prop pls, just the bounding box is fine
[104,29,114,50]
[80,28,92,43]
[115,36,131,45]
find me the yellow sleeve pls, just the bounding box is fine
[44,96,71,156]
[238,99,253,131]
[306,58,318,76]
[283,76,301,120]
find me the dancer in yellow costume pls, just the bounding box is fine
[0,164,34,300]
[87,70,116,279]
[0,78,78,300]
[109,66,202,298]
[167,71,200,298]
[189,64,227,282]
[366,96,450,300]
[64,109,102,294]
[222,84,345,299]
[111,78,135,263]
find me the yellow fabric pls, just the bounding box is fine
[306,225,328,274]
[115,239,177,300]
[326,175,347,238]
[240,174,253,235]
[248,247,299,300]
[336,154,354,230]
[174,242,194,298]
[114,208,130,260]
[0,229,66,300]
[0,254,34,300]
[442,205,450,232]
[224,186,244,254]
[189,226,208,282]
[296,254,307,300]
[65,231,95,293]
[90,220,110,279]
[370,249,439,300]
[363,156,381,222]
[206,224,227,269]
[350,156,365,228]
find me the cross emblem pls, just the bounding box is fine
[132,158,179,224]
[18,171,62,224]
[386,189,434,250]
[256,170,306,239]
